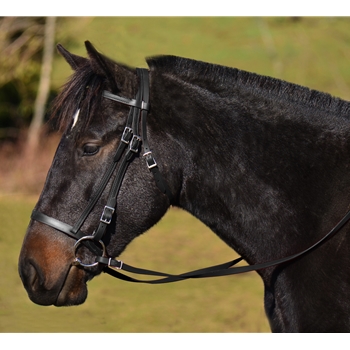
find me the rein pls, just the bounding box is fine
[31,68,350,284]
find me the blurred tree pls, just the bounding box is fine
[26,17,56,156]
[0,17,55,141]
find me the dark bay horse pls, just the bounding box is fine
[19,41,350,332]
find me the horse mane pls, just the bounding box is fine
[51,54,350,132]
[146,55,350,118]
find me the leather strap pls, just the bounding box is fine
[138,68,174,202]
[95,209,350,283]
[31,210,103,256]
[96,256,244,284]
[32,205,350,283]
[103,90,149,110]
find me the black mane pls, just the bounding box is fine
[51,54,350,133]
[147,55,350,118]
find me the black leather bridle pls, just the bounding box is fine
[30,68,350,284]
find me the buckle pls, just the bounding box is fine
[143,151,157,169]
[100,205,115,224]
[129,135,141,153]
[121,127,132,144]
[146,157,157,169]
[108,258,123,270]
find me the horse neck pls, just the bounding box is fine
[149,69,350,264]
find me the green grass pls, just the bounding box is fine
[0,196,269,332]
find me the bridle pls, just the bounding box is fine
[31,69,175,275]
[30,68,350,284]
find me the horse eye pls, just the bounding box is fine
[82,143,100,156]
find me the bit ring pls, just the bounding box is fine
[73,236,106,267]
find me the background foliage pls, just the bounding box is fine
[2,17,350,139]
[0,17,67,136]
[1,17,350,333]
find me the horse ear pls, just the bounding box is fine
[84,41,118,89]
[84,41,132,92]
[57,44,87,70]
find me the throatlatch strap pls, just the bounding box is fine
[137,68,174,203]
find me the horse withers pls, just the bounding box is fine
[19,41,350,332]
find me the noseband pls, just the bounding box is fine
[30,68,350,284]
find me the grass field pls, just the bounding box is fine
[0,196,269,332]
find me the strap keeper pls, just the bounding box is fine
[141,101,149,111]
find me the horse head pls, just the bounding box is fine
[18,42,175,306]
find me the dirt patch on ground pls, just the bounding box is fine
[0,131,61,196]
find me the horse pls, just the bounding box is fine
[18,41,350,332]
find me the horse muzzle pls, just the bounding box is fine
[18,224,91,306]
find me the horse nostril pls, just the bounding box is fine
[28,263,40,290]
[20,259,45,292]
